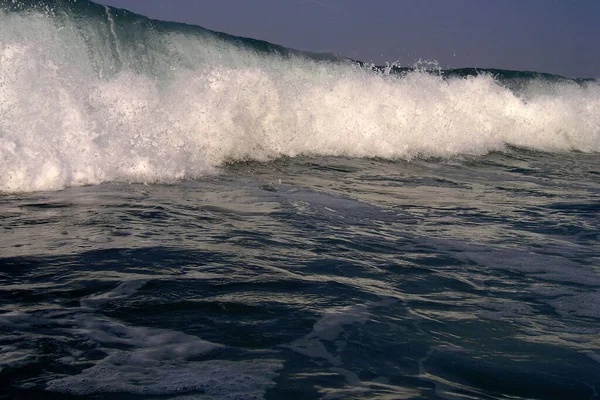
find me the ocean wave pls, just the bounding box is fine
[1,0,599,192]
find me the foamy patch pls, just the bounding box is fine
[72,317,223,359]
[286,298,399,398]
[2,310,282,399]
[0,278,283,399]
[478,300,537,322]
[47,356,283,398]
[547,291,600,319]
[289,303,372,365]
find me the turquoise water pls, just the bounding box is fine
[1,1,600,399]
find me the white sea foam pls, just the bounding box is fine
[48,315,282,399]
[45,314,282,398]
[1,8,599,193]
[47,356,283,398]
[0,279,283,399]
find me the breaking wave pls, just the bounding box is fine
[1,0,599,192]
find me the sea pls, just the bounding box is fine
[1,1,599,399]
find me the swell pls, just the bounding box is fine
[1,0,599,192]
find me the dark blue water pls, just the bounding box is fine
[2,1,600,398]
[1,152,599,399]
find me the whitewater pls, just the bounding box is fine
[1,1,599,399]
[1,1,599,192]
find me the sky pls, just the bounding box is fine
[93,0,600,78]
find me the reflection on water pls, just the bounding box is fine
[1,151,600,399]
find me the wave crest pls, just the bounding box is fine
[1,1,599,192]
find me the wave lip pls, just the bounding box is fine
[1,0,599,193]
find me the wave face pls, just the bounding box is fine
[1,0,599,192]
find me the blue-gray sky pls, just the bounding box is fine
[93,0,600,78]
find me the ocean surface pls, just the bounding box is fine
[1,1,600,399]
